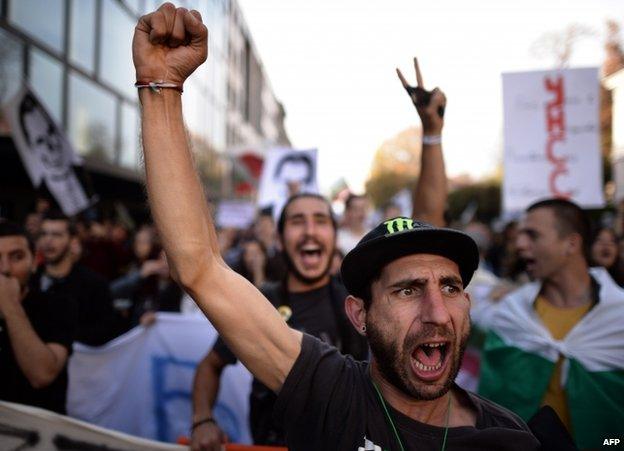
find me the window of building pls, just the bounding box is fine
[208,0,227,58]
[0,28,24,107]
[69,0,96,72]
[182,82,207,136]
[123,0,141,15]
[100,0,136,98]
[185,0,201,10]
[119,102,139,170]
[214,57,227,107]
[243,39,250,120]
[68,71,117,163]
[29,48,64,123]
[212,105,226,150]
[8,0,65,53]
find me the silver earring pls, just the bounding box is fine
[361,325,366,333]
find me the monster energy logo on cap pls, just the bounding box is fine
[383,217,415,234]
[341,216,479,297]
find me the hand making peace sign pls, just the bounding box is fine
[396,58,446,135]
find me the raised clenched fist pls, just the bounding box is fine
[132,2,208,86]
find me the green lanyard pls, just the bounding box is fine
[372,382,451,451]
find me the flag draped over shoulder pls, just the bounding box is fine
[478,268,624,450]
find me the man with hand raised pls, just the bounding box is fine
[133,4,539,450]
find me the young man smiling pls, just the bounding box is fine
[133,4,538,450]
[191,193,368,447]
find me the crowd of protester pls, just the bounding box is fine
[4,131,624,451]
[3,189,624,447]
[1,5,623,450]
[18,201,624,304]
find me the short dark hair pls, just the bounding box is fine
[0,220,35,253]
[345,194,366,211]
[42,210,77,236]
[276,193,337,237]
[257,206,274,219]
[359,269,383,310]
[273,153,314,185]
[527,198,591,260]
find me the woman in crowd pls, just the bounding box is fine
[591,227,624,287]
[234,238,269,288]
[110,225,182,328]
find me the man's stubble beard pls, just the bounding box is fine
[45,243,72,267]
[366,314,470,401]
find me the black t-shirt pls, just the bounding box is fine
[274,334,541,451]
[213,277,368,445]
[34,264,122,346]
[0,288,76,414]
[214,281,351,363]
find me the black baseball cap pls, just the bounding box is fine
[341,217,479,298]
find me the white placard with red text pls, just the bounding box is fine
[502,67,603,212]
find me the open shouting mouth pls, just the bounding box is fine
[298,243,325,269]
[411,341,450,382]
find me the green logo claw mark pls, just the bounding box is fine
[383,218,414,234]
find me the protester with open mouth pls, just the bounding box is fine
[133,3,542,450]
[479,199,624,450]
[191,192,369,448]
[188,6,451,451]
[590,226,624,287]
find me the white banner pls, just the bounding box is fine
[0,401,185,450]
[67,313,252,444]
[257,148,318,217]
[502,67,603,212]
[4,85,89,216]
[216,200,257,229]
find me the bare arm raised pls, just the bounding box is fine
[397,58,447,227]
[133,2,301,392]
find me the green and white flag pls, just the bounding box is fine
[478,268,624,449]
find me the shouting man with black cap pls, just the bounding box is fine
[133,3,539,450]
[191,33,452,451]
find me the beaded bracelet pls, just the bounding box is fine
[134,81,184,94]
[422,135,442,146]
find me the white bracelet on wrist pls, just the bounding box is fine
[422,135,442,145]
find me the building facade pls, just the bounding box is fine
[0,0,289,220]
[226,1,290,150]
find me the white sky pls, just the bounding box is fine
[236,0,623,193]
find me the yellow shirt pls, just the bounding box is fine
[534,295,592,432]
